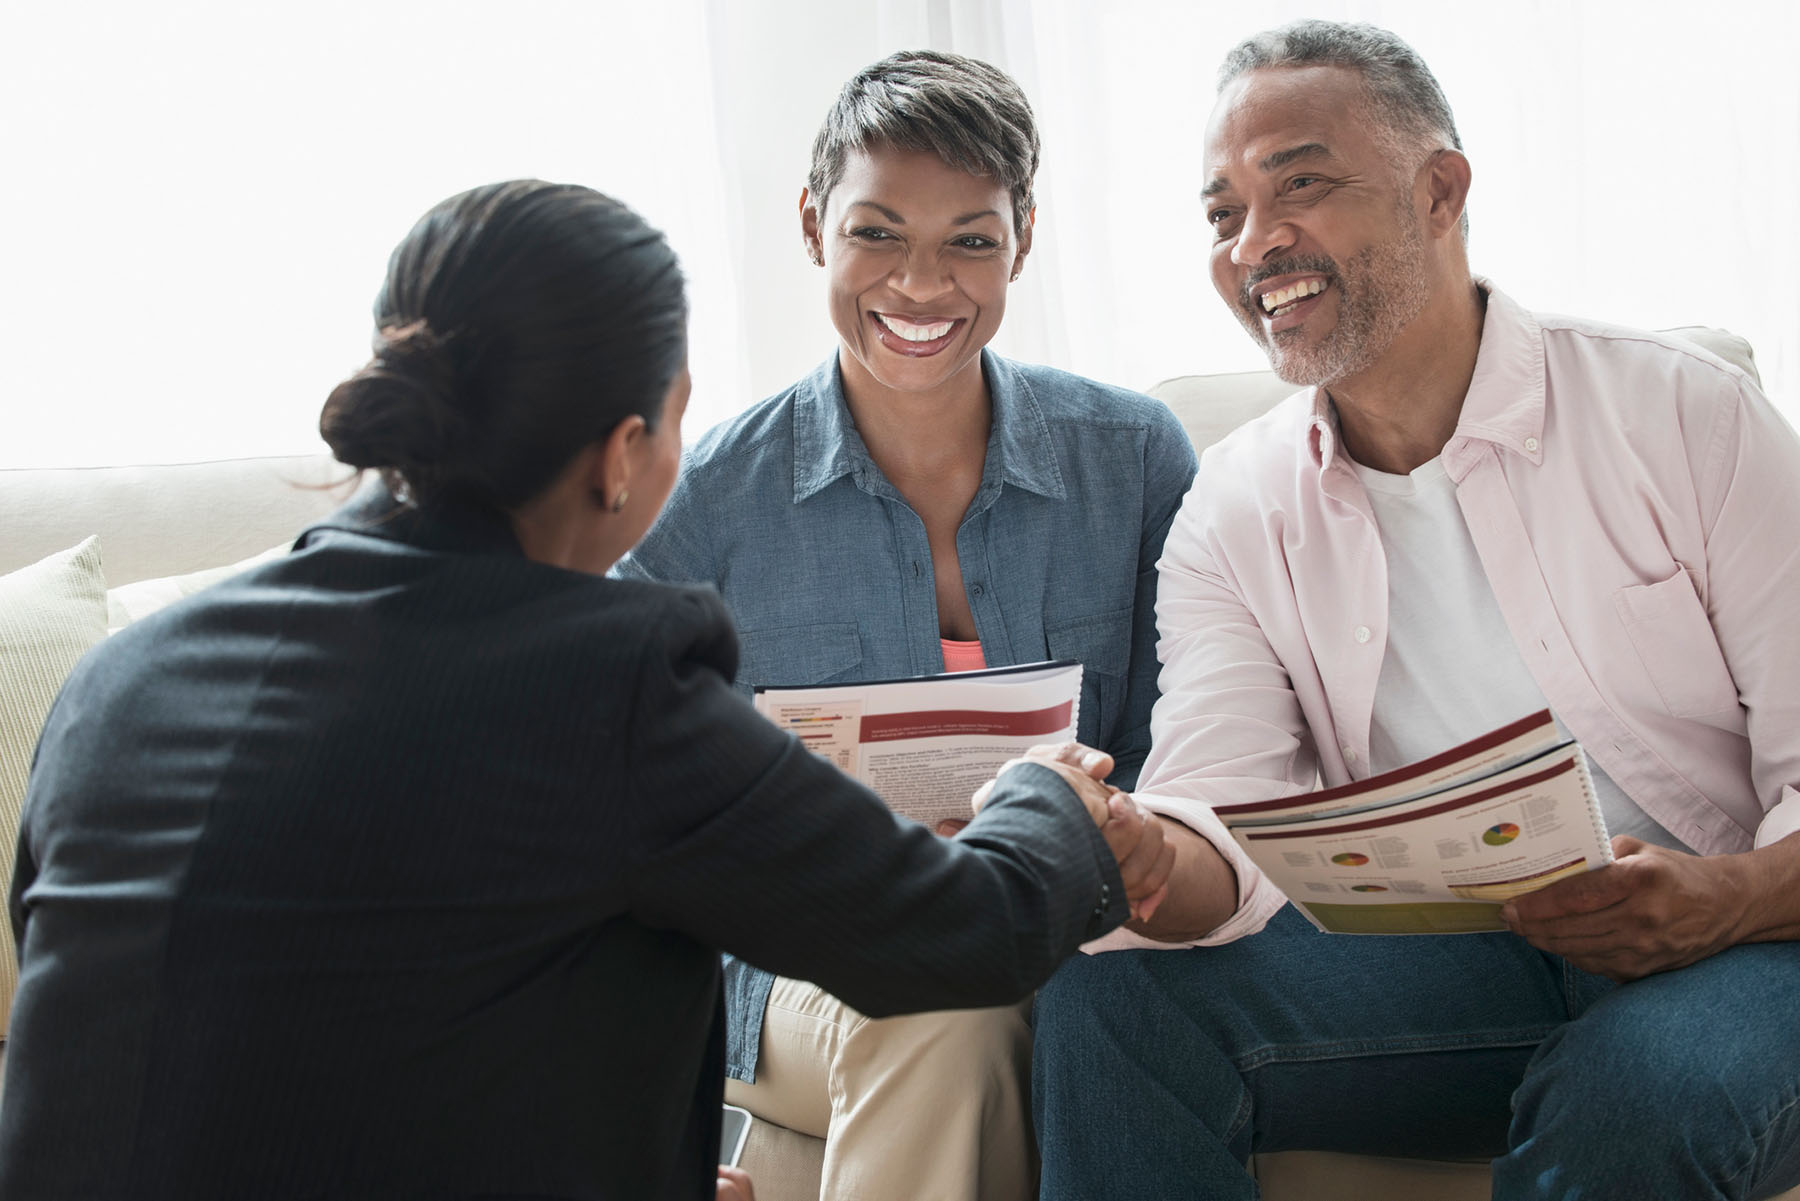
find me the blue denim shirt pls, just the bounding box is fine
[615,349,1196,1081]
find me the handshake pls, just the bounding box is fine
[960,742,1176,925]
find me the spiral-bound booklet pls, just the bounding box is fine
[753,659,1083,828]
[1213,710,1612,934]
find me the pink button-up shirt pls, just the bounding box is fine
[1102,284,1800,950]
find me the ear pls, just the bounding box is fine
[800,187,824,266]
[592,414,648,510]
[1011,205,1036,279]
[1420,149,1471,240]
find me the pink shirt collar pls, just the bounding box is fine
[1302,281,1550,480]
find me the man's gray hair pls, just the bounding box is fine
[1219,21,1463,158]
[808,49,1039,235]
[1220,21,1468,237]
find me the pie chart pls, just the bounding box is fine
[1331,852,1371,866]
[1483,822,1521,847]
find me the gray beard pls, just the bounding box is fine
[1241,221,1429,388]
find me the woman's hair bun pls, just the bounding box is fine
[318,320,468,490]
[319,180,687,510]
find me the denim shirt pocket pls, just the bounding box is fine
[735,621,865,689]
[1612,568,1742,728]
[1045,607,1132,747]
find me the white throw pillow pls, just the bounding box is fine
[0,536,108,1033]
[105,543,289,632]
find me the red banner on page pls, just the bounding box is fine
[859,701,1074,744]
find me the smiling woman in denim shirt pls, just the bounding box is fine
[616,50,1196,1201]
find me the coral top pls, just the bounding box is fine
[939,638,986,673]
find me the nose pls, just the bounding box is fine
[889,248,954,303]
[1230,203,1297,268]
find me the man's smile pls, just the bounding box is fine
[1246,270,1334,335]
[1259,277,1326,316]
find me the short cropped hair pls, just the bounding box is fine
[808,49,1039,236]
[1220,21,1463,158]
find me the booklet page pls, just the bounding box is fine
[754,661,1084,828]
[1221,712,1613,934]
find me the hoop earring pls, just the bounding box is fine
[611,489,629,513]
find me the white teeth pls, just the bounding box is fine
[879,315,956,342]
[1259,278,1325,313]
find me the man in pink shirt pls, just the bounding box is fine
[1032,19,1800,1201]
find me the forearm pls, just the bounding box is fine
[1732,831,1800,944]
[1121,816,1239,943]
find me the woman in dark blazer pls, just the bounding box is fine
[0,181,1166,1201]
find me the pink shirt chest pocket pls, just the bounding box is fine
[1612,567,1745,729]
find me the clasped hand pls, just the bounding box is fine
[961,742,1175,923]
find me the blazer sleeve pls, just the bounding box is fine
[621,589,1127,1018]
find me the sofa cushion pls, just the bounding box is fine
[1147,368,1297,457]
[0,537,109,1033]
[106,542,289,632]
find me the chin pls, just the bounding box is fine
[1270,355,1331,387]
[872,351,978,395]
[1266,339,1327,387]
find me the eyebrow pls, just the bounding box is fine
[1201,142,1335,199]
[844,201,1004,226]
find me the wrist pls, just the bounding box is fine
[1730,834,1800,944]
[1127,816,1238,943]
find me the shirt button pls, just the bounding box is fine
[1342,743,1357,761]
[971,583,984,595]
[1353,625,1372,644]
[1524,436,1541,453]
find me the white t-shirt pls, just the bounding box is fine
[1353,455,1687,852]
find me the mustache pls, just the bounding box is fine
[1239,255,1339,310]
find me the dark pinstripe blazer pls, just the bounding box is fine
[1,484,1124,1200]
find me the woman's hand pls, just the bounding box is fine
[968,742,1174,920]
[971,741,1116,825]
[717,1164,756,1201]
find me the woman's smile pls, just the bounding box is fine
[869,312,966,357]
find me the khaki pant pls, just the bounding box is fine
[724,975,1035,1201]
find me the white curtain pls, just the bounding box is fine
[3,0,1795,469]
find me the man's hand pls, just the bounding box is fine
[1099,790,1176,923]
[717,1164,755,1201]
[1500,836,1751,981]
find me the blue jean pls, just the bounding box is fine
[1032,906,1800,1200]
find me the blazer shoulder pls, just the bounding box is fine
[626,580,741,685]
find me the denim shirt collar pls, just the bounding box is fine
[791,348,1069,505]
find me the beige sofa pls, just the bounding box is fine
[3,330,1791,1200]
